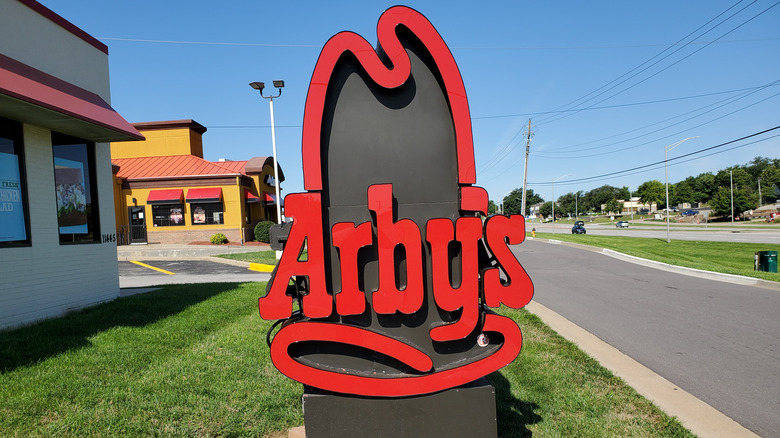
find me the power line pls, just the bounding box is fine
[533,132,780,187]
[532,0,757,126]
[96,36,780,50]
[470,82,780,120]
[527,125,780,186]
[540,0,780,127]
[532,83,780,158]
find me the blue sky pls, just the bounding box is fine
[40,0,780,203]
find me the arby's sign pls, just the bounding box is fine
[259,6,533,397]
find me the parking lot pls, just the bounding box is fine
[119,259,271,289]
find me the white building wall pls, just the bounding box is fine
[0,2,122,330]
[0,125,119,329]
[0,0,111,99]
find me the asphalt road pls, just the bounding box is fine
[530,221,780,244]
[513,239,779,437]
[118,260,271,288]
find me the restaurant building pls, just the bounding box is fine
[0,1,143,329]
[111,120,283,244]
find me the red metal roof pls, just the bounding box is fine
[113,155,239,179]
[212,160,247,173]
[186,187,222,202]
[147,189,183,204]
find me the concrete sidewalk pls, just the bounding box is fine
[117,243,270,261]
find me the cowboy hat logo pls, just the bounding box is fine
[259,6,533,397]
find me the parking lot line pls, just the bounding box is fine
[249,263,275,272]
[130,260,175,275]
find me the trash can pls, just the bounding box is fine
[755,251,778,273]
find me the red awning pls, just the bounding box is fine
[186,187,222,203]
[245,190,261,203]
[0,53,144,142]
[146,189,183,204]
[263,192,284,206]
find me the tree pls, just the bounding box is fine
[582,185,625,212]
[709,186,757,217]
[760,166,780,204]
[557,192,578,216]
[604,199,623,215]
[501,188,543,215]
[671,179,696,206]
[488,200,498,215]
[691,172,715,204]
[539,201,553,218]
[715,167,753,192]
[636,180,666,208]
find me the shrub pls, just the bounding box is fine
[210,233,228,245]
[254,220,274,243]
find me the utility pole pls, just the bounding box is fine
[758,177,762,207]
[521,119,532,218]
[730,170,734,226]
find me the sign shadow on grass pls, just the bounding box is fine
[0,283,238,373]
[488,371,542,437]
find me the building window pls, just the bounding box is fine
[52,133,99,244]
[0,117,30,246]
[152,204,185,227]
[191,203,224,225]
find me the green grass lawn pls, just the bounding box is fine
[0,283,694,437]
[533,232,780,282]
[216,250,279,265]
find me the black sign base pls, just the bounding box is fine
[301,379,497,438]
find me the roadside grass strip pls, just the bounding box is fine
[0,283,693,437]
[130,260,175,275]
[532,232,780,283]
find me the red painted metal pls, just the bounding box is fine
[269,314,521,397]
[332,221,373,316]
[459,186,489,214]
[301,6,475,190]
[185,187,222,202]
[367,184,424,315]
[258,192,330,320]
[145,189,183,204]
[426,217,482,342]
[483,215,534,309]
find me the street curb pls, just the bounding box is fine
[525,301,760,438]
[529,237,780,291]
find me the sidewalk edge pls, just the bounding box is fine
[525,301,760,438]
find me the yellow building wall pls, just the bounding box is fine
[111,127,203,159]
[118,182,246,243]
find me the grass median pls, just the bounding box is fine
[533,232,779,282]
[0,282,694,437]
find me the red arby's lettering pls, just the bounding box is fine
[260,182,532,321]
[426,216,482,342]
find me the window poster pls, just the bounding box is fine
[170,207,183,225]
[0,152,26,242]
[54,157,88,234]
[193,206,206,224]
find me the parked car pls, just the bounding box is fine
[571,222,586,234]
[682,210,697,216]
[615,221,629,228]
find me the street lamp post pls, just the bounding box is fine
[664,136,698,243]
[551,174,570,234]
[249,80,284,258]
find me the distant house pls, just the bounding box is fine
[527,202,544,219]
[611,197,657,214]
[1,1,142,329]
[110,120,283,244]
